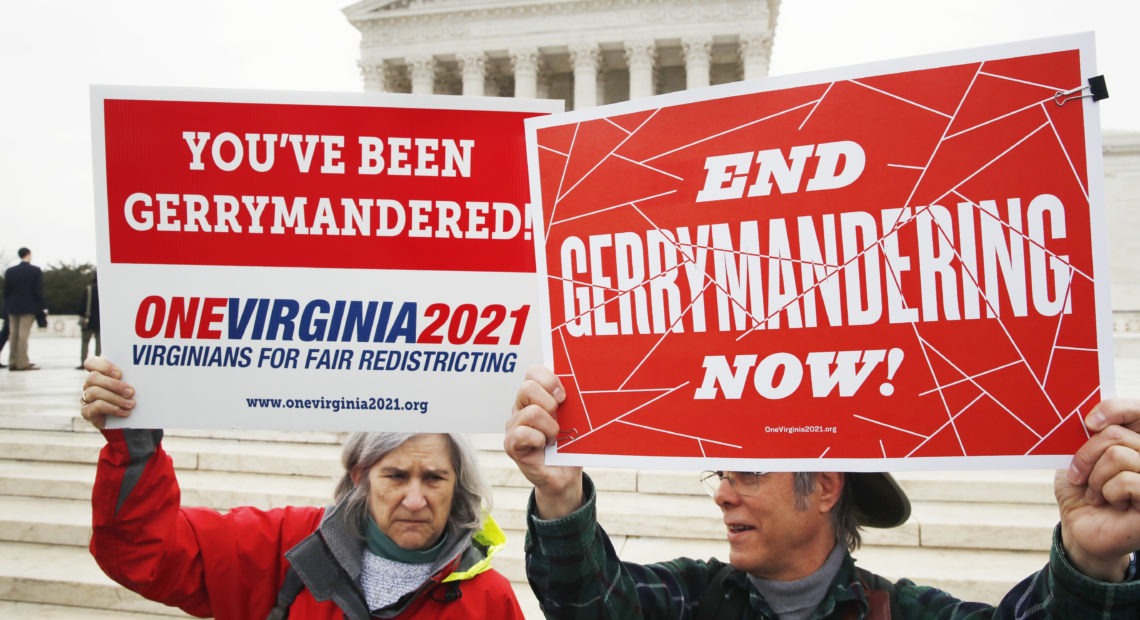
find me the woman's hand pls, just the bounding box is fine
[79,357,136,430]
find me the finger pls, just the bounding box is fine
[80,405,106,430]
[83,368,135,402]
[1084,443,1140,507]
[1085,398,1140,433]
[80,400,108,430]
[519,402,562,442]
[79,361,136,431]
[514,377,561,418]
[506,393,562,444]
[1067,422,1140,485]
[1099,469,1140,512]
[523,365,565,405]
[81,399,134,430]
[84,384,136,411]
[82,356,122,379]
[504,422,550,461]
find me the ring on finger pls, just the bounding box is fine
[80,390,90,405]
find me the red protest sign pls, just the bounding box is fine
[526,34,1112,469]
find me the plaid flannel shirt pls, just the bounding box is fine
[524,474,1140,619]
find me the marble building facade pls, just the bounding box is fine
[343,0,778,110]
[342,0,1140,327]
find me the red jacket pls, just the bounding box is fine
[90,429,524,619]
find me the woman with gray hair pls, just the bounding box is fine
[80,357,524,620]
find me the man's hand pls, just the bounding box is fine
[79,357,136,430]
[1057,398,1140,581]
[504,365,584,519]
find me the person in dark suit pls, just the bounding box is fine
[4,247,45,371]
[0,299,8,368]
[77,271,101,369]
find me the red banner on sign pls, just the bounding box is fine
[528,35,1111,467]
[103,99,542,273]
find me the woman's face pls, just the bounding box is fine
[364,434,456,550]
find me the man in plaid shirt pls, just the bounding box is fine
[505,366,1140,619]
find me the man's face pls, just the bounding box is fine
[365,434,456,550]
[713,472,838,580]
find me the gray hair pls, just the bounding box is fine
[334,433,489,541]
[792,472,862,552]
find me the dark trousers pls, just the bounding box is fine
[81,327,101,365]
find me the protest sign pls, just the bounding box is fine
[91,86,561,431]
[525,33,1113,470]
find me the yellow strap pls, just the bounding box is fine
[442,512,507,583]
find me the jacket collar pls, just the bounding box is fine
[727,550,872,618]
[284,499,504,619]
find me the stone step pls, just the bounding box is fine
[1,428,347,479]
[0,457,1062,618]
[0,336,1085,617]
[1,427,1060,505]
[0,458,1060,552]
[0,455,1060,553]
[0,601,179,619]
[909,501,1058,551]
[0,496,93,547]
[0,459,332,508]
[0,541,192,617]
[0,427,624,490]
[0,537,545,618]
[0,527,1047,614]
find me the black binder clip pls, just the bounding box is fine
[1054,75,1109,106]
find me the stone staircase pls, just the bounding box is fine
[0,337,1108,618]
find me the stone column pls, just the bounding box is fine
[407,54,436,95]
[624,39,657,99]
[682,35,712,90]
[569,42,600,110]
[510,47,540,99]
[595,56,608,106]
[457,50,487,97]
[537,69,551,99]
[359,61,386,93]
[739,32,771,81]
